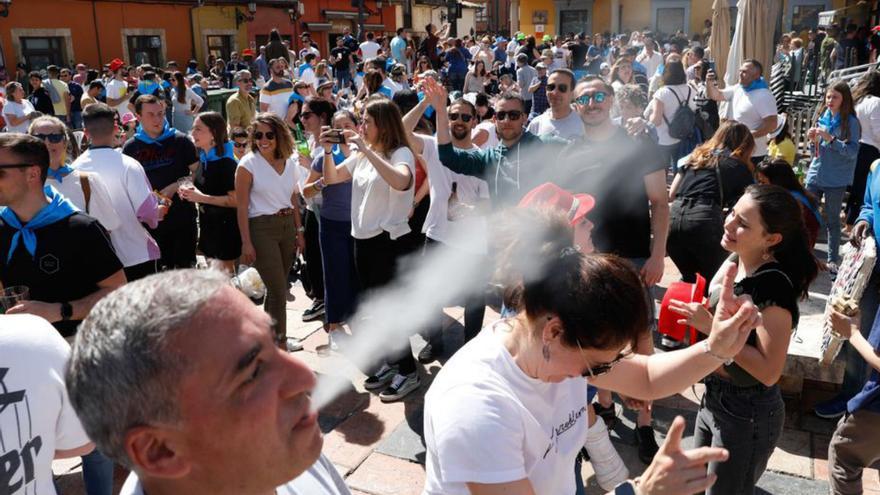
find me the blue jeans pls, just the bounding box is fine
[81,449,114,495]
[840,262,880,398]
[69,111,83,130]
[805,183,847,264]
[336,69,352,91]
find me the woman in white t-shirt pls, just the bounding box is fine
[28,116,120,232]
[235,113,305,347]
[3,81,38,133]
[647,56,696,169]
[320,96,420,403]
[170,72,204,133]
[423,208,761,495]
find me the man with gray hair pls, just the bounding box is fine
[226,69,256,133]
[66,269,351,495]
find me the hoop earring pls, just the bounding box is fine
[542,343,551,362]
[762,249,771,261]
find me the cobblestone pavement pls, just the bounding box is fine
[53,254,880,494]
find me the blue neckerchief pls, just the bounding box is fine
[199,141,236,170]
[298,63,313,78]
[743,77,769,92]
[47,165,74,184]
[655,63,665,76]
[378,86,393,98]
[161,80,171,90]
[356,71,365,78]
[417,91,435,118]
[288,92,305,106]
[331,144,346,165]
[134,121,177,145]
[0,185,78,262]
[818,109,842,135]
[790,190,824,227]
[138,80,160,96]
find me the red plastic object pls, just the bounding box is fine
[658,274,707,346]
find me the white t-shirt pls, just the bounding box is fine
[120,454,350,495]
[526,108,585,141]
[0,314,92,495]
[343,146,415,240]
[473,121,499,150]
[719,85,778,156]
[636,50,663,77]
[857,94,880,149]
[170,87,205,114]
[72,148,160,267]
[259,80,295,120]
[105,78,129,118]
[551,46,569,71]
[423,323,589,495]
[2,99,35,133]
[48,170,121,232]
[359,41,381,61]
[239,151,300,217]
[383,77,404,97]
[416,134,488,253]
[649,84,697,146]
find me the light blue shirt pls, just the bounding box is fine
[391,36,407,64]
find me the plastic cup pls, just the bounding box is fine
[0,286,29,313]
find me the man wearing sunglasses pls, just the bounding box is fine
[226,69,256,133]
[123,94,200,271]
[430,80,564,205]
[527,68,585,141]
[0,133,125,335]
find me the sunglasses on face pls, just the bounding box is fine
[495,110,524,121]
[253,131,276,141]
[575,91,607,105]
[575,339,630,378]
[0,163,34,170]
[448,112,474,123]
[546,83,569,93]
[234,141,248,148]
[33,133,65,144]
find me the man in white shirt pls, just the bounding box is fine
[66,269,352,495]
[359,32,381,61]
[635,33,663,78]
[73,103,162,281]
[706,58,779,162]
[527,68,585,141]
[104,58,129,118]
[1,314,95,495]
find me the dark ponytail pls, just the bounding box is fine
[747,184,819,299]
[493,208,648,351]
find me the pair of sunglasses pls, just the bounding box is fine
[233,141,248,148]
[32,133,65,144]
[448,113,473,123]
[253,131,276,141]
[546,83,569,93]
[575,338,631,378]
[496,110,524,121]
[575,91,607,105]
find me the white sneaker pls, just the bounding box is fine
[584,416,629,491]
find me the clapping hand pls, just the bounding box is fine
[422,77,448,109]
[637,416,728,494]
[705,262,761,360]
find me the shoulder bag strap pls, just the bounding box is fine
[80,172,91,213]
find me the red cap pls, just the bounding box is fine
[658,274,707,345]
[873,25,880,32]
[108,58,125,72]
[242,48,255,57]
[518,182,595,225]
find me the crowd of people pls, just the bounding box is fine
[1,20,880,495]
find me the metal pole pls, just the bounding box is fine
[447,0,457,37]
[358,0,366,42]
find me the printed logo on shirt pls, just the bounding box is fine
[543,405,587,458]
[38,254,59,275]
[0,367,43,494]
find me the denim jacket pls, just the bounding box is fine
[805,114,861,189]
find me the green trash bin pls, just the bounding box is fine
[205,88,238,120]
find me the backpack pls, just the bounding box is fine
[663,87,695,140]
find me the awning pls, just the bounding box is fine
[364,24,387,30]
[305,22,333,31]
[323,10,360,19]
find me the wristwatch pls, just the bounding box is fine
[614,480,641,495]
[296,226,306,233]
[60,302,73,321]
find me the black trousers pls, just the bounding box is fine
[423,237,487,344]
[123,260,158,282]
[150,219,197,270]
[353,232,417,375]
[666,200,728,289]
[302,209,325,301]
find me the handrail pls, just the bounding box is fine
[828,61,880,82]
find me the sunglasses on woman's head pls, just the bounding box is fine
[32,133,65,144]
[495,110,524,121]
[575,92,607,105]
[253,131,276,141]
[448,113,473,123]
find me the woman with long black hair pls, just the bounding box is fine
[756,159,821,248]
[846,70,880,226]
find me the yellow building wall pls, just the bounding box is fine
[620,0,651,32]
[191,6,249,66]
[519,0,557,36]
[594,0,612,35]
[689,0,712,35]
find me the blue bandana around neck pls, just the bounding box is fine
[297,63,313,78]
[818,109,842,135]
[138,80,161,96]
[199,141,236,169]
[330,144,346,165]
[0,185,78,262]
[47,165,75,184]
[743,77,769,92]
[134,121,177,145]
[288,93,306,106]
